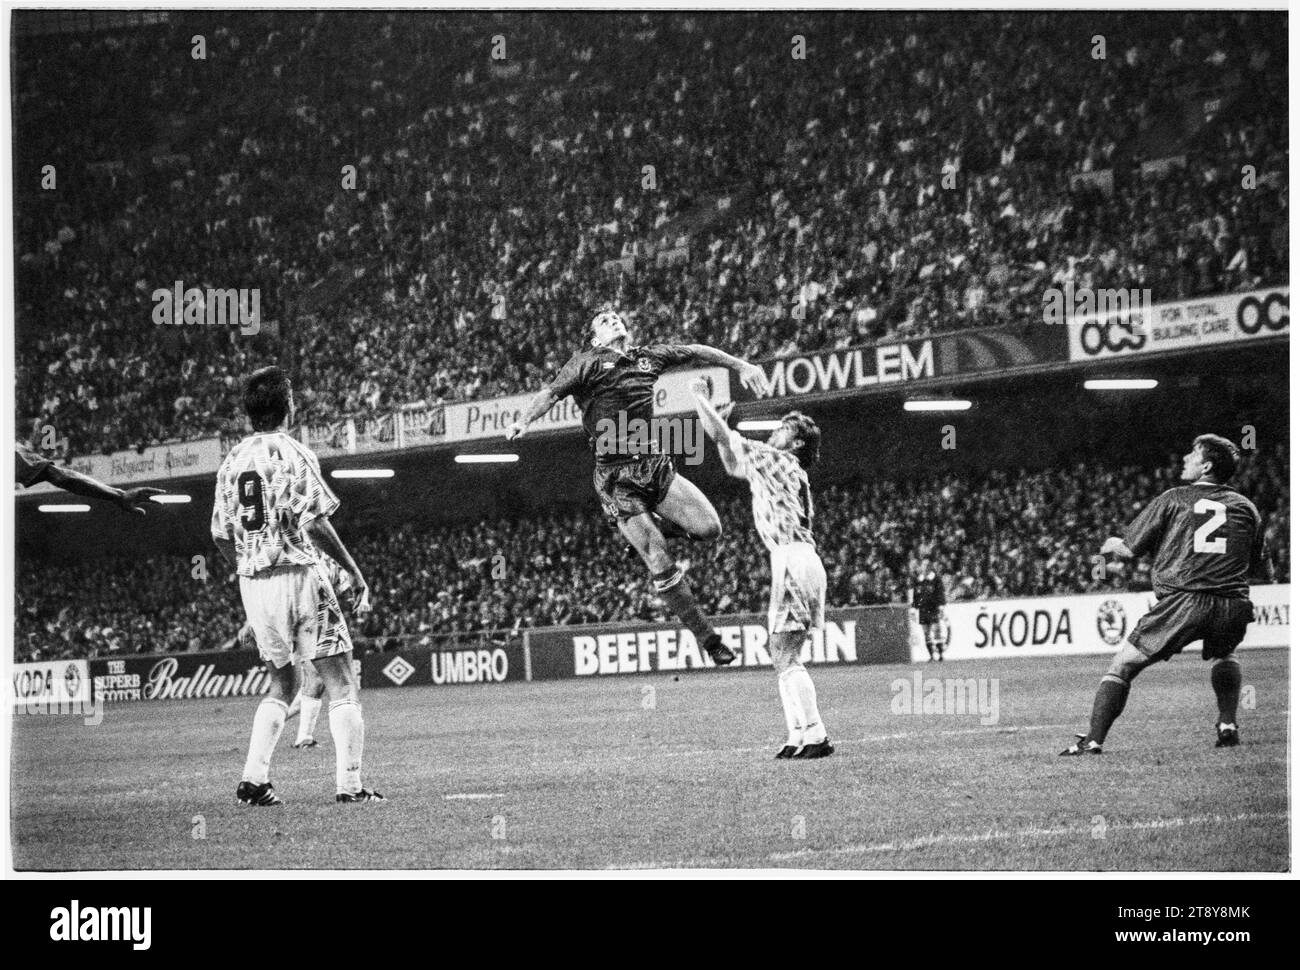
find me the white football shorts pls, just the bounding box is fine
[239,561,353,669]
[768,542,826,634]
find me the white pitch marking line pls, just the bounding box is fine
[606,810,1289,870]
[667,722,1079,759]
[443,792,505,800]
[768,810,1290,862]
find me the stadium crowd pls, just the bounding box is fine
[15,11,1287,457]
[16,444,1288,662]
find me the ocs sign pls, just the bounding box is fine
[1236,292,1288,335]
[1078,318,1146,356]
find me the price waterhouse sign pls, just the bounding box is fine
[436,366,732,443]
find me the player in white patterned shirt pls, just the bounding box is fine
[692,380,833,759]
[211,366,382,805]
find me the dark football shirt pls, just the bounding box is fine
[549,343,697,464]
[15,443,52,487]
[913,572,947,611]
[1124,482,1263,599]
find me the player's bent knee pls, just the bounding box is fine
[1105,642,1153,684]
[1103,661,1145,685]
[692,517,722,542]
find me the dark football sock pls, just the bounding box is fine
[1211,659,1242,724]
[653,567,714,644]
[1088,676,1130,744]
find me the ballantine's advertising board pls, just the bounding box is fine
[913,584,1289,663]
[89,652,274,702]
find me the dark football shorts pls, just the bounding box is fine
[918,607,943,627]
[1127,590,1253,662]
[593,454,676,522]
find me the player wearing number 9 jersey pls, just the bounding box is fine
[213,430,339,576]
[1061,434,1268,756]
[211,366,382,805]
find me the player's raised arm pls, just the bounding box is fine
[506,347,593,441]
[20,444,164,515]
[691,377,744,478]
[505,385,560,441]
[679,344,767,396]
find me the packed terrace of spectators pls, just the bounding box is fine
[15,11,1287,457]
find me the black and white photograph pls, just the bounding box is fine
[3,2,1292,892]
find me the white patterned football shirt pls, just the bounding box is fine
[211,431,339,577]
[729,431,815,553]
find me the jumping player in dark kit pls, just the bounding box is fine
[1061,434,1268,755]
[506,308,767,666]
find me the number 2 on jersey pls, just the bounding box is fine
[1193,498,1227,554]
[237,471,266,532]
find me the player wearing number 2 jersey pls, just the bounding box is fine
[211,366,382,805]
[1061,434,1268,756]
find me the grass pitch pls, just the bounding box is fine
[10,649,1289,871]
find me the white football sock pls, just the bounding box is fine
[782,666,826,744]
[284,691,302,720]
[778,674,802,746]
[329,699,365,794]
[296,695,323,743]
[242,697,289,785]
